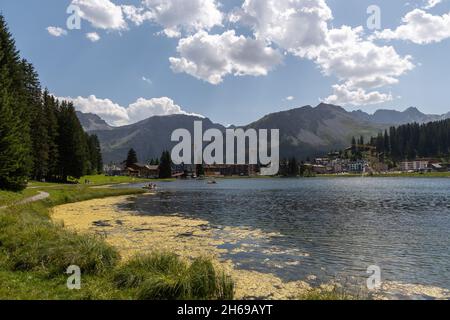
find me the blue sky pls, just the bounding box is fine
[1,0,450,126]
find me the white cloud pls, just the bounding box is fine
[86,32,101,42]
[127,97,203,123]
[285,96,295,101]
[62,95,130,126]
[123,0,223,37]
[319,26,414,90]
[121,5,153,26]
[71,0,127,30]
[324,84,393,106]
[47,26,67,37]
[231,0,332,59]
[423,0,442,9]
[373,9,450,44]
[60,95,202,126]
[227,0,414,106]
[142,76,153,85]
[169,30,282,84]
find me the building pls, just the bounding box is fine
[127,163,160,178]
[347,161,365,173]
[103,164,124,176]
[311,165,328,174]
[203,164,257,177]
[430,163,447,172]
[399,160,429,172]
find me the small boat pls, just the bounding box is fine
[143,183,157,190]
[207,179,217,185]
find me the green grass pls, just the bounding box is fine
[68,175,176,186]
[113,254,234,300]
[42,185,145,207]
[0,182,234,300]
[0,189,39,207]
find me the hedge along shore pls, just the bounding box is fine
[51,195,313,300]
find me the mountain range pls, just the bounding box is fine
[77,104,450,163]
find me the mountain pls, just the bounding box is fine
[246,103,384,159]
[88,104,382,163]
[350,107,447,125]
[92,114,225,163]
[81,104,450,163]
[76,111,112,132]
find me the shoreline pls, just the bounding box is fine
[51,195,313,300]
[51,193,450,300]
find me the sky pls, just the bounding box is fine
[1,0,450,126]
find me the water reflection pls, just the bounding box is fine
[117,178,450,290]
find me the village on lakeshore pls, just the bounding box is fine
[104,143,450,180]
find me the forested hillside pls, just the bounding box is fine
[0,15,102,191]
[370,119,450,161]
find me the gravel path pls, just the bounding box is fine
[0,191,50,209]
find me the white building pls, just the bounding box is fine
[400,161,429,172]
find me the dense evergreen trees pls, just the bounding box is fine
[0,15,102,190]
[159,151,173,179]
[125,149,138,167]
[370,119,450,161]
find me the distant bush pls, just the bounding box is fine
[113,253,234,300]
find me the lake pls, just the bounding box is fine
[117,177,450,296]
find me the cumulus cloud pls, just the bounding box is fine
[324,84,393,106]
[123,0,223,37]
[169,30,282,84]
[60,95,202,126]
[373,9,450,44]
[121,5,153,26]
[319,26,413,104]
[423,0,442,9]
[86,32,101,42]
[230,0,332,59]
[47,26,67,37]
[319,26,414,89]
[127,97,203,123]
[227,0,414,106]
[71,0,127,30]
[61,95,130,126]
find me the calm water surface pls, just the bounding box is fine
[118,178,450,291]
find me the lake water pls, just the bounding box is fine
[118,178,450,295]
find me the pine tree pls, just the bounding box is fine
[125,148,138,167]
[92,135,103,173]
[57,101,87,180]
[196,164,205,177]
[85,134,103,174]
[159,151,172,179]
[43,91,59,180]
[288,157,298,176]
[0,15,32,190]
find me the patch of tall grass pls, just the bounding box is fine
[0,203,119,275]
[113,254,234,300]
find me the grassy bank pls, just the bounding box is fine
[0,189,39,207]
[69,175,176,186]
[0,181,234,300]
